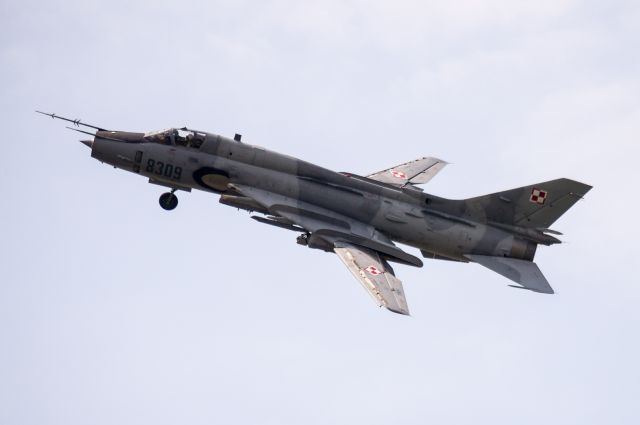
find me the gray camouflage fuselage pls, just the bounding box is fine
[40,108,591,313]
[92,130,541,264]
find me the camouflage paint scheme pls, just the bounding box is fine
[40,113,592,315]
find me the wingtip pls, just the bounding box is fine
[508,284,555,294]
[386,306,411,316]
[425,156,449,165]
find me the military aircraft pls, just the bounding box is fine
[39,111,592,315]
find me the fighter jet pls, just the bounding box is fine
[39,111,592,315]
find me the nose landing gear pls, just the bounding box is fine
[159,191,178,210]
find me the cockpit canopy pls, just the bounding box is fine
[143,128,205,149]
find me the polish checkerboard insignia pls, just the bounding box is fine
[530,188,547,205]
[390,170,407,180]
[364,265,383,276]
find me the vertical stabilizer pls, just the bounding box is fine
[464,179,592,228]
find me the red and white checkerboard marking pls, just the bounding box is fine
[530,188,548,205]
[390,170,408,180]
[364,265,383,276]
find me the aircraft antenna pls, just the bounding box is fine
[36,111,109,131]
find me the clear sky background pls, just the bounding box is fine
[1,1,639,424]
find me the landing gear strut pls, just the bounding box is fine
[159,190,178,211]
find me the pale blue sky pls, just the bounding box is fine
[1,1,639,424]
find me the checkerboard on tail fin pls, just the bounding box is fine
[465,178,592,229]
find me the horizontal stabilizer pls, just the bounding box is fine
[464,255,554,294]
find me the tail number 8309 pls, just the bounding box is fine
[146,159,182,181]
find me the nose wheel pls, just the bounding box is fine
[159,191,178,210]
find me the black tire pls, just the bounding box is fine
[159,192,178,210]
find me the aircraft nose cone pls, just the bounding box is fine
[80,140,93,148]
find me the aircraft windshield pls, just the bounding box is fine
[143,128,204,149]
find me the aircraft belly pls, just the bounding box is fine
[297,180,376,224]
[229,165,379,224]
[370,206,518,261]
[38,110,592,314]
[415,222,520,260]
[208,160,530,263]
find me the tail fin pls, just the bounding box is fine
[465,178,592,229]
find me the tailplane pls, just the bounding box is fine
[465,255,554,294]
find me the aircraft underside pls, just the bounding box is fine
[40,111,592,315]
